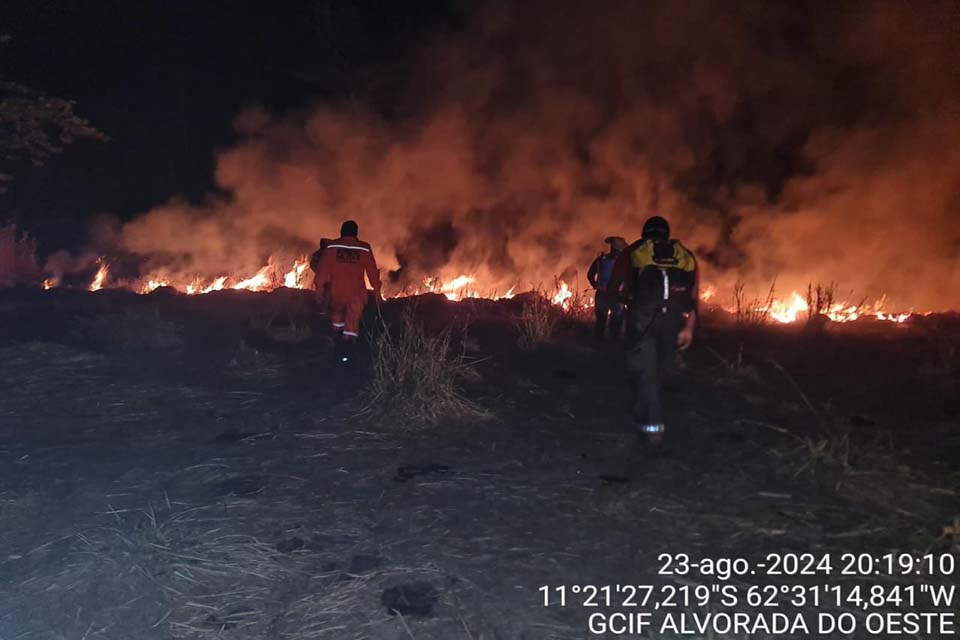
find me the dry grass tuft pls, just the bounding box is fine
[759,360,954,548]
[804,281,836,327]
[516,291,559,351]
[364,307,488,426]
[14,501,304,639]
[279,574,388,639]
[733,280,776,327]
[555,276,593,322]
[706,343,761,384]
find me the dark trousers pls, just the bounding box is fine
[626,309,683,425]
[595,291,625,339]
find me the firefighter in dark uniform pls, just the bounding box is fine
[310,238,333,317]
[606,216,698,447]
[587,236,627,339]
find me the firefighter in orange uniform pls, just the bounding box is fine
[313,220,382,342]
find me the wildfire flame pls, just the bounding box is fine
[185,276,228,295]
[131,256,313,295]
[88,259,109,292]
[66,252,915,325]
[434,274,476,301]
[707,288,912,324]
[283,256,310,289]
[140,277,170,294]
[42,278,55,290]
[551,280,573,308]
[767,291,809,324]
[410,274,524,302]
[229,265,272,291]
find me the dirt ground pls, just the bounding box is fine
[0,288,957,640]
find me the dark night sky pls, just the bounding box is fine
[2,0,460,250]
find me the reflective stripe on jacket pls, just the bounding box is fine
[314,235,382,298]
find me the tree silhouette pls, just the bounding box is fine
[0,34,106,193]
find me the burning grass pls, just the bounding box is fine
[805,282,837,326]
[717,279,914,326]
[44,257,922,329]
[364,307,488,427]
[733,280,776,327]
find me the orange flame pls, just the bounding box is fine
[78,252,914,324]
[768,292,809,324]
[440,275,475,300]
[230,265,273,292]
[184,275,228,295]
[89,259,109,292]
[707,287,912,324]
[283,256,310,289]
[140,277,170,294]
[552,280,573,308]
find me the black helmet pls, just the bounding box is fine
[641,215,670,240]
[340,220,359,237]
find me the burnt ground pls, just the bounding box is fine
[0,288,958,640]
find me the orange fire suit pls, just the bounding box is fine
[313,235,382,338]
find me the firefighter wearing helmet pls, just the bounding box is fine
[312,220,382,345]
[606,215,698,448]
[587,236,628,339]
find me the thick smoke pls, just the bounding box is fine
[117,0,959,308]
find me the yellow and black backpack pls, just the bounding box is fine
[629,238,697,312]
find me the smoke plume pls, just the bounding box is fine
[116,0,960,308]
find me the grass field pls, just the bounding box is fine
[0,288,957,639]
